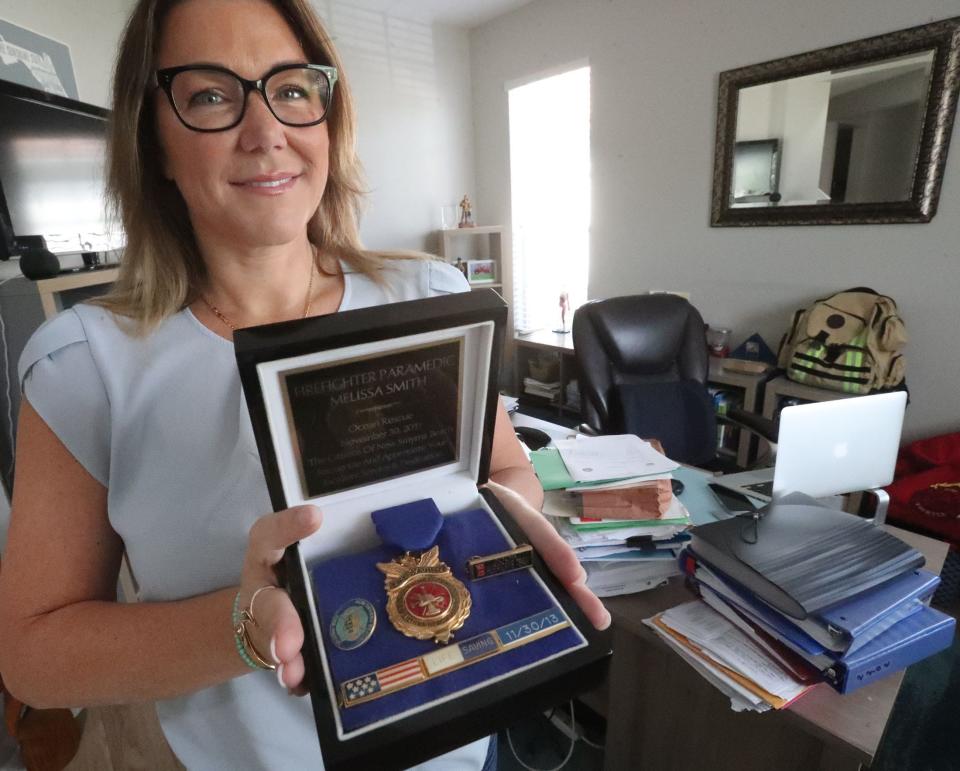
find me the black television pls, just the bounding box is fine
[0,78,122,260]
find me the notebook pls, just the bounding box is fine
[714,390,907,502]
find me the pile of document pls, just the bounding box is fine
[523,376,561,402]
[648,492,956,710]
[530,435,692,597]
[645,600,813,711]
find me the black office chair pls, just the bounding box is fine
[572,294,776,466]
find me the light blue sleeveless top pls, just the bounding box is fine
[18,258,489,770]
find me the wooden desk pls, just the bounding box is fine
[597,527,948,770]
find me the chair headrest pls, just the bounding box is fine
[582,295,697,374]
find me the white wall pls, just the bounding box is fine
[313,4,476,251]
[0,0,133,108]
[0,0,474,254]
[470,0,960,442]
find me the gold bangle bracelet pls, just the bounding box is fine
[235,612,277,671]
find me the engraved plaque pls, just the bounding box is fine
[281,339,462,497]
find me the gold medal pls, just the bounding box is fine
[376,546,471,644]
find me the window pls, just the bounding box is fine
[508,65,590,333]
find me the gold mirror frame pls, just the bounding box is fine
[711,17,960,226]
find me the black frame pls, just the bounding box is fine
[155,63,338,132]
[711,16,960,226]
[0,79,109,259]
[234,290,611,771]
[732,139,781,203]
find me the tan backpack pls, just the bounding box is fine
[777,288,907,395]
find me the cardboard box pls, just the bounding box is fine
[235,289,610,770]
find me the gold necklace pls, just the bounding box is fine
[202,253,316,331]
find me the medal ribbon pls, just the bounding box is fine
[372,498,445,552]
[339,606,571,707]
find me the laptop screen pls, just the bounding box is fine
[772,391,907,499]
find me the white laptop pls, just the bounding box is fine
[714,391,907,502]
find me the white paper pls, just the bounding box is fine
[575,543,678,558]
[658,601,808,701]
[554,435,679,482]
[541,491,581,518]
[577,547,677,562]
[550,516,687,546]
[699,586,807,677]
[584,561,678,597]
[644,619,770,712]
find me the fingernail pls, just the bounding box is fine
[269,635,279,665]
[276,663,285,688]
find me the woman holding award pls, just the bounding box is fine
[0,0,609,768]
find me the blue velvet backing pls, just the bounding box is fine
[310,507,584,733]
[371,498,444,551]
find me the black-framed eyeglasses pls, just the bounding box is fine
[155,63,338,132]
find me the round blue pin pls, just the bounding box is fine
[329,598,377,651]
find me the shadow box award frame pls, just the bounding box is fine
[234,289,610,770]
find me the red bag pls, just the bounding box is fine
[886,433,960,544]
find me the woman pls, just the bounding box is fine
[0,0,609,768]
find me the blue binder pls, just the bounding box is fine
[684,552,956,694]
[830,605,956,694]
[685,549,940,652]
[815,569,940,654]
[686,558,827,656]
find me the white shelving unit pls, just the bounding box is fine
[438,226,514,386]
[707,358,769,468]
[437,225,510,293]
[761,375,860,419]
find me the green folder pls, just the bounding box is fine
[530,447,662,491]
[529,448,576,490]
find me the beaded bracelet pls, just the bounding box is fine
[232,591,262,671]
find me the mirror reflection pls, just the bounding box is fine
[732,51,934,207]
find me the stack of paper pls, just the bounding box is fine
[530,435,691,597]
[644,600,815,712]
[523,376,561,401]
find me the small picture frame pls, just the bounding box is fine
[466,259,497,284]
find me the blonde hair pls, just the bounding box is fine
[97,0,398,333]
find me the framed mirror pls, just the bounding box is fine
[711,17,960,226]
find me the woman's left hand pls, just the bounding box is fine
[483,481,611,631]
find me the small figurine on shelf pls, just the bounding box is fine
[458,195,475,228]
[453,257,468,278]
[553,291,570,334]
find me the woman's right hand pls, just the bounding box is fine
[238,505,323,694]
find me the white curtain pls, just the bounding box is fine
[508,66,591,333]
